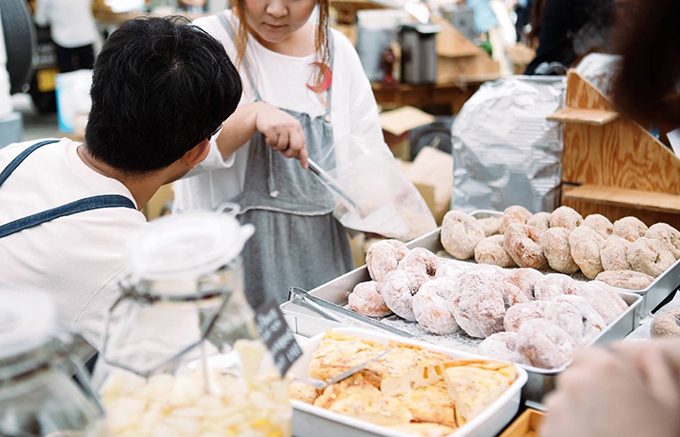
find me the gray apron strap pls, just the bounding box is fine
[0,140,137,239]
[217,13,262,102]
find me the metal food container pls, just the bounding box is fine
[290,327,528,437]
[280,211,643,404]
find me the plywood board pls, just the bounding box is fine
[560,71,680,194]
[434,15,486,58]
[547,107,619,126]
[563,184,680,213]
[565,70,615,111]
[437,55,501,85]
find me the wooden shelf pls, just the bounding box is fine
[563,185,680,214]
[547,107,620,126]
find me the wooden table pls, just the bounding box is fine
[372,80,488,114]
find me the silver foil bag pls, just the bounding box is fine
[451,76,566,213]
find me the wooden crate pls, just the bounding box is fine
[499,409,545,437]
[548,71,680,228]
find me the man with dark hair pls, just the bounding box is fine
[0,17,242,349]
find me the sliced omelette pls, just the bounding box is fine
[308,331,386,387]
[314,374,413,427]
[397,380,459,429]
[443,360,518,424]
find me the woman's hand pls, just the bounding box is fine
[254,102,309,169]
[541,345,680,437]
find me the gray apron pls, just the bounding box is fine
[218,15,354,308]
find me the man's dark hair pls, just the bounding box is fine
[85,16,242,173]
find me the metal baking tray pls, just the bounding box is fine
[466,210,680,315]
[280,213,643,403]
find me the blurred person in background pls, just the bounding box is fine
[542,0,680,435]
[525,0,614,74]
[34,0,99,72]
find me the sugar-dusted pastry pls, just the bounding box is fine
[569,225,605,279]
[348,281,392,318]
[441,211,485,260]
[549,206,583,231]
[504,224,548,269]
[366,239,409,282]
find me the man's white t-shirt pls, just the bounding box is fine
[0,139,146,349]
[173,11,387,211]
[34,0,99,48]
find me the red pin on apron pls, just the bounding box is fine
[307,62,333,93]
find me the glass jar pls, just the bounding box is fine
[94,211,292,437]
[0,290,105,437]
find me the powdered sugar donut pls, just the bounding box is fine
[452,283,506,338]
[435,261,467,280]
[628,237,675,277]
[646,223,680,259]
[381,270,418,321]
[504,268,543,299]
[541,227,579,274]
[504,224,548,269]
[595,270,654,291]
[613,217,648,242]
[569,225,605,279]
[398,247,440,290]
[502,282,531,307]
[549,206,583,231]
[651,310,680,339]
[474,235,516,268]
[545,295,605,345]
[478,332,527,364]
[584,214,613,239]
[500,206,532,234]
[600,235,632,271]
[517,319,577,369]
[441,211,486,260]
[528,212,551,232]
[504,301,549,332]
[348,281,392,318]
[534,273,579,301]
[366,240,409,282]
[468,264,508,282]
[412,279,460,335]
[479,217,503,237]
[575,281,628,324]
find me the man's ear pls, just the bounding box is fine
[183,140,211,170]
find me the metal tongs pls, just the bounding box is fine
[288,287,417,339]
[295,347,395,390]
[307,158,362,216]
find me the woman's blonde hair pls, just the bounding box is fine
[231,0,331,91]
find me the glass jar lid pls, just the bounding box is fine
[0,289,56,360]
[125,212,254,283]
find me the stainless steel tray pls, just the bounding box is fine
[280,213,643,403]
[466,210,680,315]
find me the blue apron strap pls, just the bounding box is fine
[0,139,60,188]
[0,195,136,239]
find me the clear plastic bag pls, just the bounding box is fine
[315,135,436,241]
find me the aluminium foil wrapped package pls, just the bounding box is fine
[451,76,566,213]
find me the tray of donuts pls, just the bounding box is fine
[280,234,642,404]
[441,206,680,315]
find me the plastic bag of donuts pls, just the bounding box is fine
[440,206,680,291]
